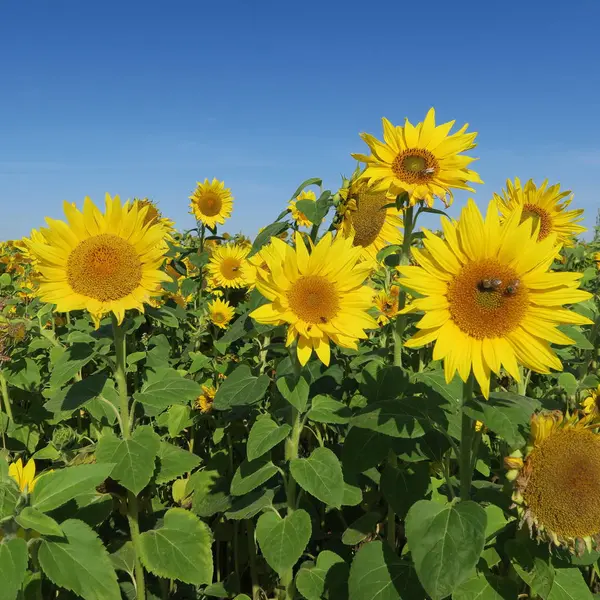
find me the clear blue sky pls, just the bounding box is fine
[1,0,599,241]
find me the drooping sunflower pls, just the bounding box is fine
[208,298,235,329]
[189,178,233,229]
[351,108,482,208]
[373,289,400,326]
[495,178,586,246]
[131,198,175,233]
[289,190,318,228]
[506,411,600,553]
[24,195,171,326]
[582,385,600,419]
[250,232,377,365]
[207,244,250,288]
[335,175,403,263]
[398,198,592,398]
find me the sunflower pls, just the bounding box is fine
[335,175,403,263]
[189,178,233,229]
[208,298,235,329]
[495,178,586,246]
[594,252,600,269]
[196,385,216,413]
[506,411,600,553]
[289,190,318,228]
[250,232,377,365]
[398,198,592,398]
[132,198,175,233]
[351,108,482,208]
[24,195,171,326]
[207,244,250,288]
[373,289,399,326]
[582,386,600,419]
[8,458,42,493]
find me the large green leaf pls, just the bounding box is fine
[342,512,381,546]
[380,463,430,519]
[0,481,20,519]
[133,369,202,412]
[15,507,63,537]
[45,373,108,414]
[548,568,594,600]
[296,550,349,600]
[405,500,487,600]
[213,365,270,410]
[342,427,392,473]
[248,221,290,257]
[38,519,121,600]
[31,463,114,513]
[506,538,554,598]
[247,416,291,461]
[48,344,94,389]
[307,395,352,424]
[139,508,213,585]
[0,537,28,600]
[290,447,344,508]
[225,488,276,520]
[350,400,426,439]
[256,509,312,576]
[166,404,193,438]
[155,440,201,484]
[189,469,232,517]
[453,573,518,599]
[96,425,160,495]
[276,374,310,412]
[359,365,409,403]
[230,457,279,496]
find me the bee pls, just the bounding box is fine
[319,316,328,324]
[231,266,240,272]
[421,167,435,176]
[480,278,502,291]
[383,302,394,311]
[505,279,520,295]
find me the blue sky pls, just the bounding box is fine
[1,0,599,241]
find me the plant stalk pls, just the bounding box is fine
[386,450,398,547]
[246,520,261,600]
[459,374,475,501]
[0,370,14,422]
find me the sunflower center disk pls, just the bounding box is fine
[287,275,340,324]
[524,428,600,539]
[447,259,528,338]
[522,203,552,241]
[220,258,243,280]
[67,234,142,302]
[391,149,438,184]
[199,193,222,217]
[350,191,389,247]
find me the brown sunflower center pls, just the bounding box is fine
[67,234,142,302]
[347,189,389,248]
[391,149,439,184]
[523,428,600,539]
[521,204,552,241]
[212,311,226,323]
[287,275,340,324]
[447,259,528,338]
[197,193,223,217]
[220,257,243,280]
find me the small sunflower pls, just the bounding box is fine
[373,289,400,326]
[8,458,42,493]
[207,244,250,288]
[506,411,600,553]
[289,190,318,228]
[189,179,233,229]
[208,298,235,329]
[495,178,586,246]
[196,385,216,413]
[250,232,377,366]
[24,195,171,326]
[594,252,600,269]
[582,386,600,419]
[352,108,482,208]
[132,198,175,233]
[398,198,592,398]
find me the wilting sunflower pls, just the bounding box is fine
[132,198,175,233]
[208,298,235,329]
[495,178,586,246]
[289,190,318,228]
[250,232,377,365]
[196,385,216,413]
[582,385,600,419]
[207,244,250,288]
[373,289,400,326]
[189,178,233,229]
[351,108,482,208]
[398,198,592,398]
[24,195,170,326]
[506,411,600,553]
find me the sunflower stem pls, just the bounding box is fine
[285,348,302,514]
[246,520,261,600]
[460,374,475,501]
[386,450,398,547]
[0,370,14,423]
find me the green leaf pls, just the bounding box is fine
[230,457,279,496]
[109,541,136,575]
[359,365,409,403]
[380,463,430,519]
[134,369,202,412]
[405,500,487,600]
[38,519,121,600]
[166,404,193,438]
[548,568,594,600]
[248,221,290,257]
[290,447,344,508]
[86,378,120,425]
[342,511,381,546]
[342,427,392,473]
[139,508,213,585]
[145,305,179,327]
[188,351,211,373]
[49,344,94,389]
[155,441,201,484]
[16,506,63,537]
[506,538,554,598]
[256,509,312,576]
[0,481,20,519]
[225,488,276,520]
[0,537,28,600]
[453,573,518,599]
[276,374,310,412]
[560,325,594,350]
[213,365,270,410]
[350,400,426,439]
[348,541,421,599]
[45,373,108,413]
[247,416,291,461]
[296,550,349,600]
[32,463,114,513]
[307,395,352,424]
[96,425,160,495]
[189,469,232,517]
[558,373,578,397]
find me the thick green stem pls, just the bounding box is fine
[246,520,261,600]
[459,375,475,501]
[0,370,14,422]
[285,408,301,511]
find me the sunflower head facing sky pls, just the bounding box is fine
[189,178,233,229]
[398,198,592,397]
[250,232,377,366]
[208,298,235,329]
[495,178,586,246]
[288,190,318,228]
[351,108,482,208]
[206,244,250,288]
[506,411,600,554]
[25,195,171,327]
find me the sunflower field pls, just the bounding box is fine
[1,109,600,600]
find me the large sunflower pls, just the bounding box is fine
[250,232,377,365]
[506,411,600,553]
[398,199,592,398]
[189,178,233,229]
[206,244,250,288]
[288,190,317,228]
[495,178,586,246]
[351,108,482,208]
[335,176,403,263]
[24,195,170,326]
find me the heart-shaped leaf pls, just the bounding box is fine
[290,447,344,508]
[247,417,291,461]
